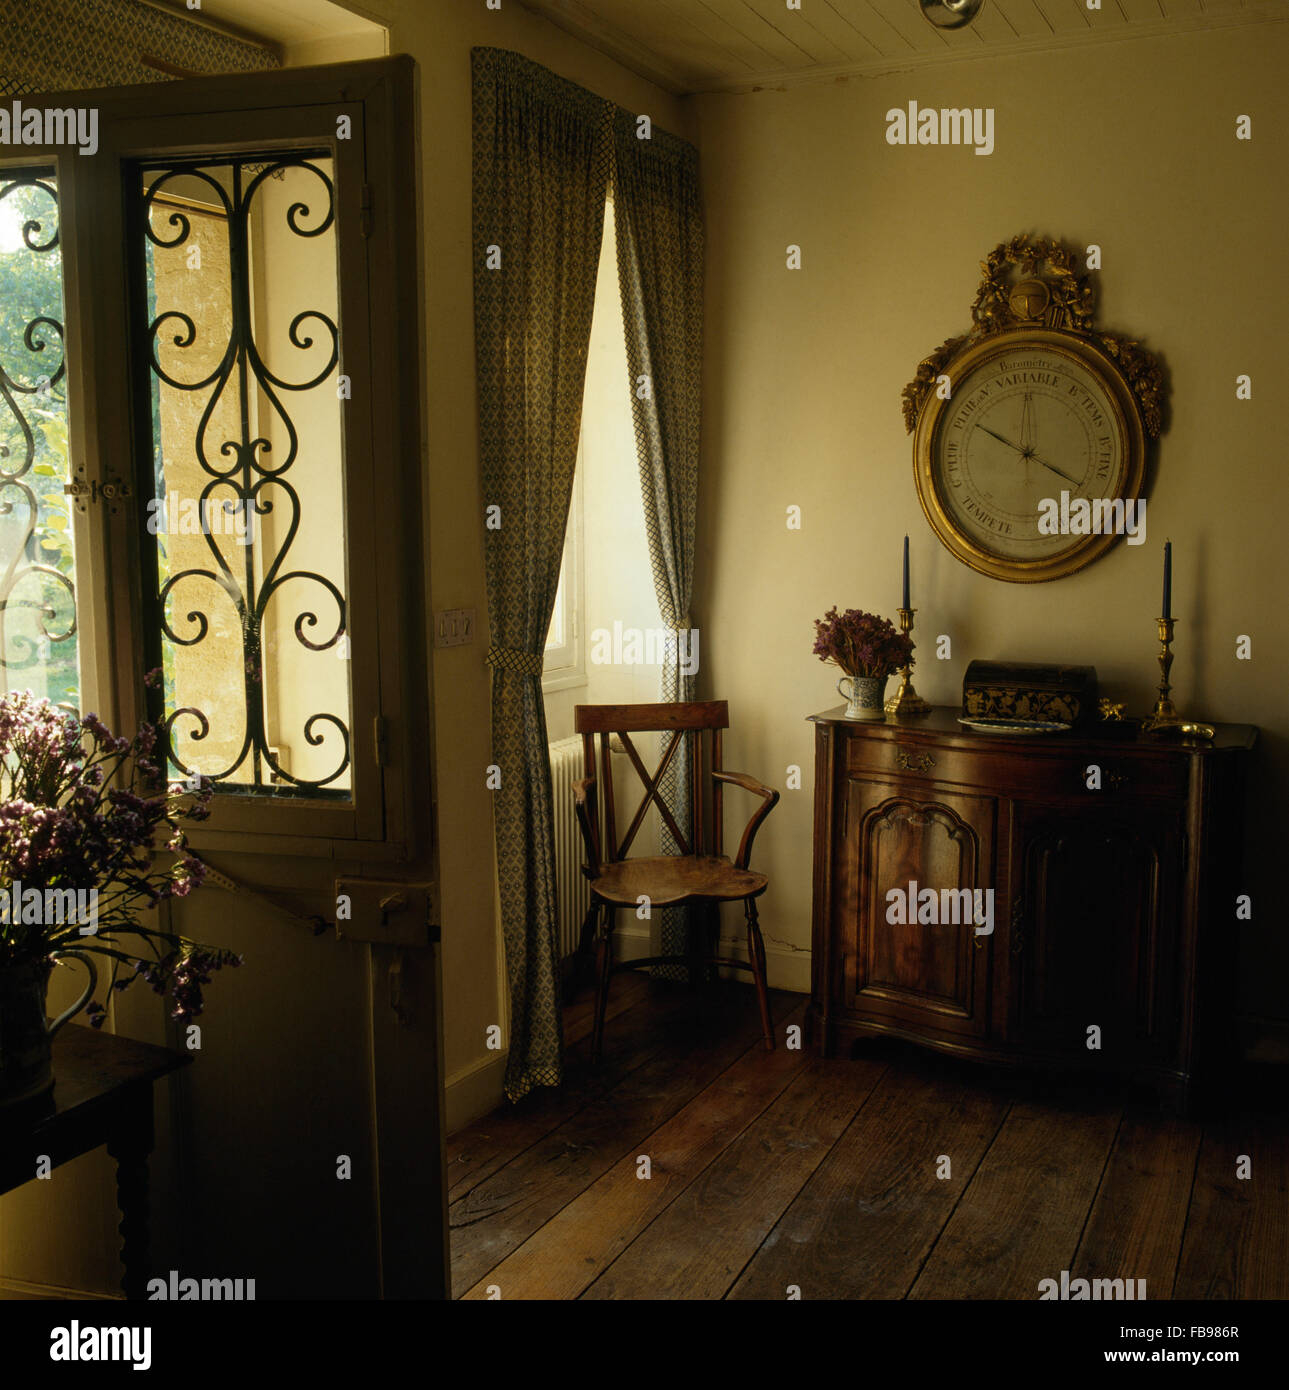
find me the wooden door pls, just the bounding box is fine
[841,776,998,1040]
[1009,800,1183,1067]
[0,59,446,1301]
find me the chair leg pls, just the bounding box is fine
[745,898,774,1051]
[700,903,720,988]
[591,906,616,1065]
[685,905,705,990]
[576,898,601,995]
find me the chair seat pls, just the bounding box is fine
[589,854,768,907]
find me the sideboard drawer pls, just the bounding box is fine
[843,732,1188,801]
[845,736,988,786]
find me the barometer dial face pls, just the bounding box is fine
[914,329,1146,582]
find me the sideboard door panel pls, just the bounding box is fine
[1011,803,1182,1064]
[845,778,998,1039]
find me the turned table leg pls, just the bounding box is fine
[106,1083,155,1302]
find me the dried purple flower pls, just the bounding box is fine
[812,607,914,679]
[1,691,239,1018]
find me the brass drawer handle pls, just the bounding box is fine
[897,749,935,773]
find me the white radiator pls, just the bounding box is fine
[549,736,592,960]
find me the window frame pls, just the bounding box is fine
[10,59,429,861]
[0,161,90,716]
[543,446,585,694]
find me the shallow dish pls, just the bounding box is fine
[957,717,1072,736]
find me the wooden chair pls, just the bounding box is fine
[572,701,780,1063]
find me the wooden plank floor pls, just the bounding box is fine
[448,980,1289,1301]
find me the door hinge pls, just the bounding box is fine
[360,183,373,238]
[373,714,390,767]
[64,472,133,512]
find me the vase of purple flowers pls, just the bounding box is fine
[0,691,241,1106]
[813,607,915,721]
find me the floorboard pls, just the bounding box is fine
[1173,1110,1289,1300]
[730,1055,1011,1300]
[449,985,1289,1301]
[446,979,694,1204]
[449,985,793,1295]
[583,1051,881,1300]
[1071,1110,1203,1299]
[460,999,809,1299]
[909,1094,1122,1299]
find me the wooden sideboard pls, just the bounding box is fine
[807,707,1256,1111]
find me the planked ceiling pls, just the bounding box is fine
[517,0,1289,94]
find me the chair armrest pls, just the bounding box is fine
[712,769,780,870]
[572,776,601,876]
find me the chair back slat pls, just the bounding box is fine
[691,729,703,853]
[712,726,723,858]
[575,701,728,734]
[615,729,689,858]
[574,702,727,863]
[599,730,617,859]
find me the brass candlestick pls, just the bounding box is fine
[885,607,931,716]
[1141,617,1182,733]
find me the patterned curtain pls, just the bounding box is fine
[0,0,276,90]
[471,48,611,1101]
[611,112,704,976]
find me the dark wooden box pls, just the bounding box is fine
[962,660,1098,728]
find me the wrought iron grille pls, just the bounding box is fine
[0,169,78,707]
[133,154,351,796]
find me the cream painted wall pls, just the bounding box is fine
[691,24,1289,1022]
[334,1,688,1125]
[0,1,687,1298]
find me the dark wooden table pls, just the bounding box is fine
[0,1025,189,1300]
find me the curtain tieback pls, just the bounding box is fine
[667,615,693,630]
[487,644,545,676]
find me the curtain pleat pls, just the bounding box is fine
[611,113,704,977]
[0,0,277,90]
[471,48,611,1100]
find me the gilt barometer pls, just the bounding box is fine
[902,235,1167,583]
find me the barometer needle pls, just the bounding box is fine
[977,423,1026,452]
[1030,451,1081,486]
[975,424,1081,485]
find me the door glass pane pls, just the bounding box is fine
[134,154,351,796]
[0,169,78,709]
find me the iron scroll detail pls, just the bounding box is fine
[135,155,350,795]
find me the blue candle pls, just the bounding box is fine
[902,535,910,610]
[1162,540,1171,620]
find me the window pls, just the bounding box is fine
[0,169,78,710]
[139,154,352,797]
[543,446,584,692]
[1,60,428,857]
[540,195,662,746]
